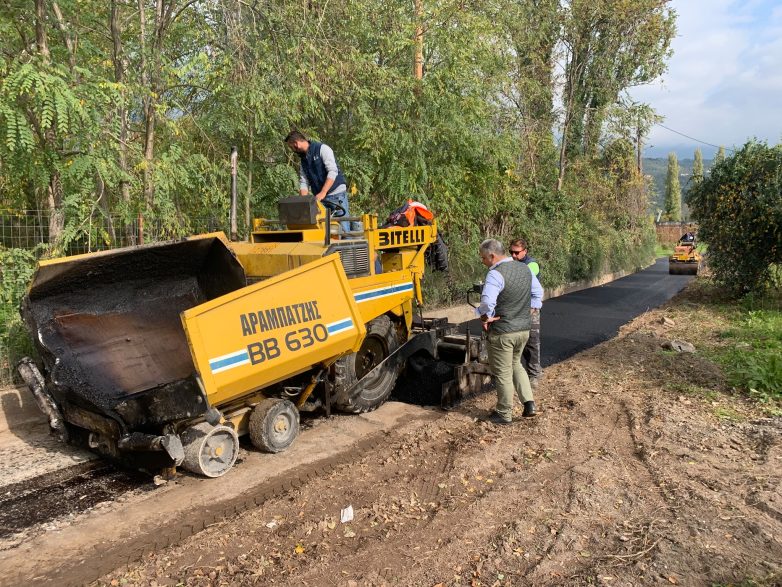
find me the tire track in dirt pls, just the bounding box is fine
[372,434,460,583]
[496,390,682,585]
[94,415,481,587]
[315,394,642,585]
[621,396,680,508]
[519,397,634,583]
[298,421,491,585]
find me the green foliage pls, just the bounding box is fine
[0,246,43,382]
[716,308,782,403]
[562,0,675,158]
[692,148,704,183]
[687,140,782,294]
[644,156,713,213]
[664,152,681,220]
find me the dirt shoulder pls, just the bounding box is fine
[1,281,780,587]
[85,282,780,587]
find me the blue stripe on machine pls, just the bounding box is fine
[209,350,249,373]
[354,282,413,303]
[327,318,354,334]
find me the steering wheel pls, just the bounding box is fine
[321,199,347,218]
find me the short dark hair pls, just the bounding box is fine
[510,238,528,250]
[284,130,307,143]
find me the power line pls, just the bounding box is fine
[655,123,734,153]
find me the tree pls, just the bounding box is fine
[714,146,726,164]
[688,140,782,294]
[664,152,681,220]
[692,148,704,183]
[496,0,559,188]
[0,0,118,245]
[557,0,675,190]
[0,0,677,283]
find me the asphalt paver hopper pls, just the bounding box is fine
[19,234,247,471]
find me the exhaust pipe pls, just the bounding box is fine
[230,146,238,241]
[17,357,68,442]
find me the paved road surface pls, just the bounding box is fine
[541,258,693,366]
[464,258,694,366]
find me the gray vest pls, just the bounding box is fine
[492,260,531,334]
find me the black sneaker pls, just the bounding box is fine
[522,401,536,417]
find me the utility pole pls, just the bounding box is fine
[636,114,643,174]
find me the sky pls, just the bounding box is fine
[630,0,782,159]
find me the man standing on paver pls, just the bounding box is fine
[285,130,358,234]
[510,237,543,391]
[477,239,540,423]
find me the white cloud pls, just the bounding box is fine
[631,0,782,156]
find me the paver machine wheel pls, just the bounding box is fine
[333,315,402,413]
[181,422,240,478]
[248,398,300,453]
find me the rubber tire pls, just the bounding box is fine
[249,398,300,453]
[426,233,449,272]
[334,314,401,413]
[180,422,239,478]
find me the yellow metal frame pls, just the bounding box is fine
[181,255,367,407]
[229,202,436,338]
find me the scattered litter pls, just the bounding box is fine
[265,520,278,529]
[152,475,167,487]
[340,505,354,524]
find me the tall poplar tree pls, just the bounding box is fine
[693,148,704,183]
[664,152,681,221]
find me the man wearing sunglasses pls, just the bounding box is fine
[510,238,542,391]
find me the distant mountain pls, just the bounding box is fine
[643,144,720,159]
[643,157,714,219]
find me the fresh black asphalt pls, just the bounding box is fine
[464,258,694,367]
[539,258,694,366]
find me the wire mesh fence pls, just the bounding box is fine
[0,208,235,253]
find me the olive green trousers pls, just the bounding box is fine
[486,330,533,421]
